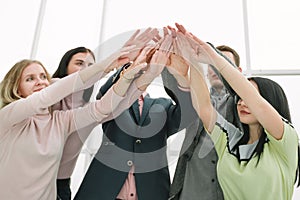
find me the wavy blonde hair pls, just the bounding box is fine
[0,59,51,108]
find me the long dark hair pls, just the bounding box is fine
[234,77,300,186]
[52,47,95,102]
[52,47,95,78]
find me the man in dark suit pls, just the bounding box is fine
[74,62,196,200]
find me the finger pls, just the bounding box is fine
[176,33,186,48]
[133,44,153,65]
[123,45,139,59]
[185,36,200,52]
[118,44,138,59]
[167,25,176,34]
[153,51,169,67]
[143,28,159,43]
[170,29,177,55]
[131,29,141,39]
[136,27,151,40]
[124,29,140,46]
[171,28,177,38]
[173,39,179,55]
[149,28,159,37]
[159,35,172,52]
[175,22,186,34]
[163,27,168,37]
[149,50,160,64]
[146,45,158,63]
[153,31,162,41]
[152,37,160,43]
[137,28,159,48]
[176,34,192,60]
[138,27,157,43]
[143,44,157,55]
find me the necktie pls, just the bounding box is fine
[138,95,144,116]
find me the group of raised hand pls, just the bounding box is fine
[103,22,229,93]
[85,23,300,200]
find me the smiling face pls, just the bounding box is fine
[18,63,50,98]
[67,52,95,75]
[237,80,259,125]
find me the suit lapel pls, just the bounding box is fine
[139,95,154,125]
[131,99,140,123]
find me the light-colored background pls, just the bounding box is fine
[1,0,299,199]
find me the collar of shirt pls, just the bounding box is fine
[210,86,228,97]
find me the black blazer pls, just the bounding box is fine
[74,66,196,200]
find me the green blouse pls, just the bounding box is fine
[211,114,299,200]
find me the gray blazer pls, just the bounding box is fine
[161,68,225,200]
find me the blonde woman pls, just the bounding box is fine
[0,35,161,199]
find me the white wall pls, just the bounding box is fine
[1,0,300,199]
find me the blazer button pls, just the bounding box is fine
[127,160,133,166]
[135,139,142,144]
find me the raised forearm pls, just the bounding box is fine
[78,62,108,85]
[113,71,135,97]
[190,64,216,132]
[214,56,260,110]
